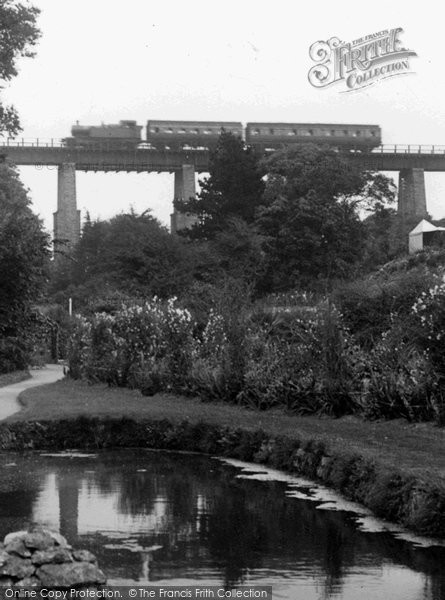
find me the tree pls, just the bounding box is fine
[0,0,41,136]
[256,144,396,291]
[50,209,205,306]
[0,164,49,371]
[174,131,265,239]
[360,207,408,271]
[210,218,267,285]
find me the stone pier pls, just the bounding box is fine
[398,168,428,219]
[53,163,81,257]
[170,164,199,233]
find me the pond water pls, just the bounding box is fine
[0,449,444,599]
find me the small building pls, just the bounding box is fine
[409,219,445,254]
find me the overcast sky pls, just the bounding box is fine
[3,0,445,233]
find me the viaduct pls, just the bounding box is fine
[0,140,442,251]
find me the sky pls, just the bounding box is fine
[3,0,445,234]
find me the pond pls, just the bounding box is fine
[0,449,443,599]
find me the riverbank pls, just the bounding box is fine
[4,378,445,538]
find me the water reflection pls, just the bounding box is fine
[0,450,443,599]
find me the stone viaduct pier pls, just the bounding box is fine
[1,140,443,252]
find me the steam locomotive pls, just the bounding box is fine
[63,120,382,151]
[64,120,143,149]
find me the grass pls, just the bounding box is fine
[0,370,30,388]
[15,378,445,484]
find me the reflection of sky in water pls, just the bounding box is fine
[76,484,168,535]
[33,474,177,535]
[34,475,167,534]
[0,450,444,599]
[32,472,59,531]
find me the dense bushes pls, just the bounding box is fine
[67,260,445,425]
[68,299,196,394]
[238,304,361,416]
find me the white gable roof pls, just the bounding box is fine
[409,219,445,235]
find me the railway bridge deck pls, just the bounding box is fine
[0,140,443,249]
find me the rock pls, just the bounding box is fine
[72,550,97,564]
[5,538,32,558]
[37,562,106,588]
[30,528,70,548]
[32,548,73,565]
[3,531,27,546]
[14,576,40,587]
[0,556,35,579]
[0,528,106,588]
[24,531,56,552]
[49,531,70,549]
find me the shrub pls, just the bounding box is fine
[67,298,196,394]
[66,281,445,424]
[412,278,445,374]
[238,302,362,416]
[359,331,442,422]
[336,269,437,348]
[189,279,253,402]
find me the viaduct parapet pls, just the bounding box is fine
[1,141,441,252]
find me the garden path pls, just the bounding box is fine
[0,365,65,420]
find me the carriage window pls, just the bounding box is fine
[252,129,260,135]
[331,130,336,136]
[343,130,349,136]
[356,131,361,136]
[178,128,187,134]
[203,129,211,134]
[371,131,376,136]
[192,129,199,134]
[308,129,314,135]
[269,128,274,135]
[287,130,297,135]
[166,128,173,134]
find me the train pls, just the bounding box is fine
[63,120,382,151]
[64,120,143,149]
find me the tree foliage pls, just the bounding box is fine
[0,0,41,136]
[360,207,409,270]
[174,131,265,239]
[0,164,49,370]
[50,210,204,306]
[256,145,397,291]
